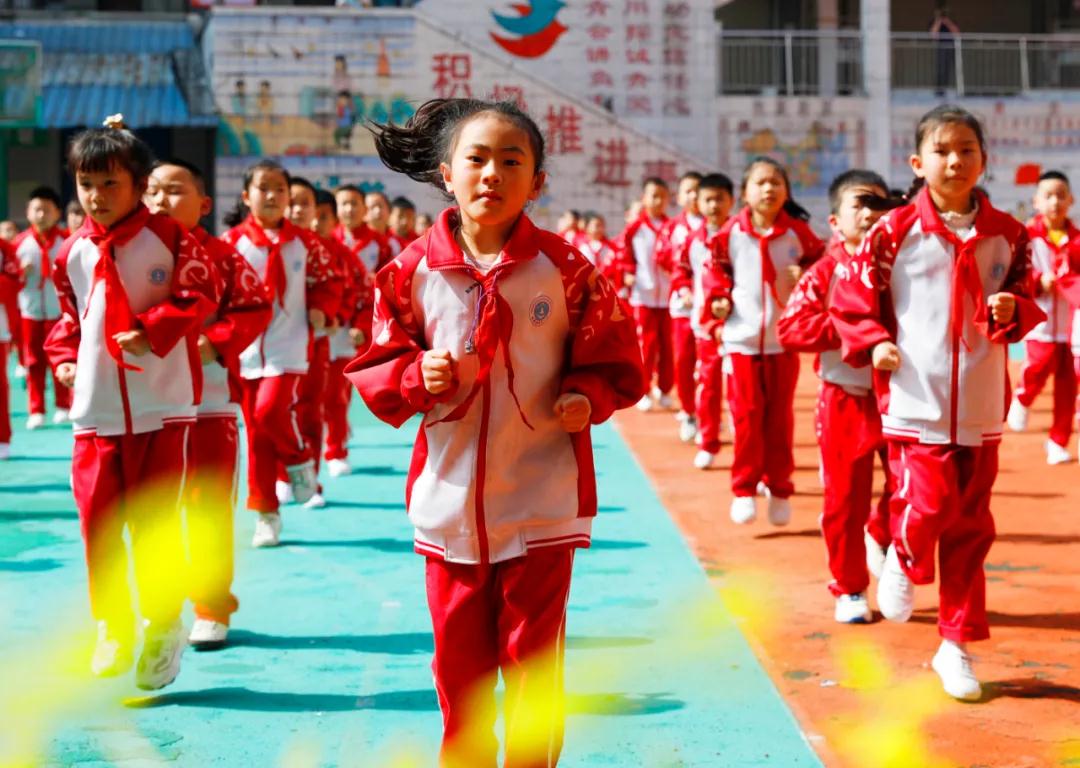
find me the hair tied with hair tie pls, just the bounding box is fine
[103,114,127,130]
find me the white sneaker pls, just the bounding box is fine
[0,443,9,461]
[25,413,44,430]
[326,458,352,477]
[13,363,26,379]
[1006,399,1028,432]
[679,417,699,443]
[286,460,318,504]
[136,619,186,690]
[275,480,294,505]
[931,639,982,701]
[693,450,716,470]
[91,621,133,677]
[303,492,327,509]
[834,593,872,624]
[252,512,282,548]
[189,619,229,650]
[1046,439,1072,465]
[877,544,914,622]
[52,408,70,425]
[755,481,769,496]
[730,496,757,524]
[635,394,654,412]
[656,392,674,410]
[767,495,792,527]
[865,529,887,580]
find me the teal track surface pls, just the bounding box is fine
[0,372,823,767]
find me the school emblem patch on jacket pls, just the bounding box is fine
[148,266,168,285]
[530,294,552,326]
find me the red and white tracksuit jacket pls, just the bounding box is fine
[0,241,19,444]
[389,231,416,256]
[14,226,71,414]
[334,222,392,275]
[1015,215,1080,447]
[580,237,617,276]
[659,211,703,413]
[830,187,1043,642]
[777,237,893,596]
[702,207,824,497]
[345,207,646,565]
[619,211,672,392]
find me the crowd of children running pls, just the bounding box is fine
[0,99,1071,765]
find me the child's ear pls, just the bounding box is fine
[909,153,925,178]
[528,171,547,203]
[200,195,213,219]
[827,213,841,236]
[439,162,453,195]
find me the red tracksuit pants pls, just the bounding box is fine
[816,382,894,597]
[0,342,10,444]
[21,317,71,415]
[672,316,696,413]
[277,337,329,489]
[1015,340,1076,448]
[887,441,998,642]
[324,356,353,461]
[240,374,309,514]
[694,338,724,454]
[427,548,574,768]
[727,351,799,498]
[633,306,674,395]
[185,415,240,624]
[72,423,189,637]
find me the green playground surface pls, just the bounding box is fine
[0,370,823,767]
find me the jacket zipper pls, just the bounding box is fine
[475,381,491,564]
[118,363,133,435]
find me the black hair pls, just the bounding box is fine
[642,176,669,191]
[698,173,734,197]
[369,98,545,200]
[223,158,290,228]
[65,199,84,217]
[153,158,207,194]
[315,189,337,216]
[741,156,811,222]
[334,184,365,197]
[907,104,988,200]
[828,169,889,214]
[390,196,415,212]
[679,171,703,184]
[28,186,62,210]
[289,175,317,198]
[582,210,605,226]
[67,127,155,186]
[1038,170,1071,188]
[366,189,390,206]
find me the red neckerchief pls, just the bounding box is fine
[30,226,61,288]
[1028,214,1080,274]
[734,206,795,307]
[82,205,151,371]
[240,215,297,308]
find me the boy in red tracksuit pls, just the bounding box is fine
[46,124,221,690]
[389,196,418,254]
[658,171,703,440]
[14,186,72,428]
[580,211,618,278]
[146,159,272,649]
[778,170,895,624]
[334,184,392,274]
[620,176,672,412]
[1006,170,1080,463]
[672,173,734,470]
[0,238,18,459]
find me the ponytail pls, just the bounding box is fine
[905,177,926,201]
[782,198,811,222]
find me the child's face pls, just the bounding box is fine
[0,221,16,241]
[1034,178,1073,228]
[677,177,700,215]
[415,214,432,236]
[145,165,210,231]
[698,187,734,226]
[315,203,337,239]
[625,201,642,223]
[389,206,415,236]
[242,169,289,227]
[288,184,317,230]
[67,209,85,232]
[641,183,669,218]
[365,193,389,230]
[440,113,544,232]
[585,217,606,241]
[76,164,144,229]
[829,185,887,248]
[335,190,366,228]
[556,211,577,232]
[910,123,985,207]
[743,163,788,222]
[26,198,60,233]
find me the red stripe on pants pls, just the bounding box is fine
[727,351,799,498]
[887,441,997,642]
[0,342,10,444]
[632,306,674,394]
[324,357,353,461]
[671,316,696,413]
[427,548,574,768]
[694,338,723,454]
[21,317,71,415]
[72,423,189,636]
[816,382,893,596]
[185,416,240,624]
[1015,339,1076,448]
[240,374,308,513]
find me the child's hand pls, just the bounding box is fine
[56,362,76,388]
[421,349,455,395]
[348,327,366,347]
[309,309,327,330]
[872,341,901,371]
[554,392,591,433]
[1041,272,1056,293]
[710,298,731,320]
[113,329,150,356]
[988,292,1016,324]
[198,334,218,364]
[623,273,636,288]
[678,288,693,309]
[713,325,724,344]
[786,264,803,283]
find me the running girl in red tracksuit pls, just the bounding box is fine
[831,105,1043,701]
[348,98,645,767]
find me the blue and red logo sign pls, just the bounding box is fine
[490,1,568,59]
